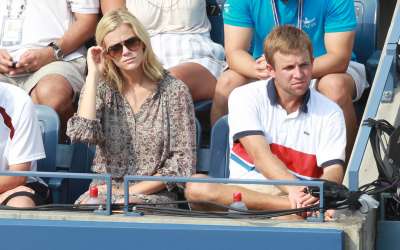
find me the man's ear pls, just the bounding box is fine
[266,63,275,77]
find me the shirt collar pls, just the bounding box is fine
[266,78,310,113]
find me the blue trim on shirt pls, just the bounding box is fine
[320,159,345,168]
[230,153,258,172]
[233,130,264,142]
[267,79,310,113]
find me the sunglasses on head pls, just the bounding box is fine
[106,36,142,58]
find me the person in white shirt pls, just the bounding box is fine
[0,82,50,207]
[0,0,99,141]
[185,26,346,219]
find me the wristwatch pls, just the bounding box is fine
[48,42,64,61]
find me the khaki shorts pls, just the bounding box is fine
[0,57,86,101]
[310,60,368,102]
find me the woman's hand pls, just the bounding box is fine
[0,49,13,74]
[87,46,105,77]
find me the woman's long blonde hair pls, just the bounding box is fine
[96,9,164,92]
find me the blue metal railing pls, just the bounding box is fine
[123,175,327,222]
[347,2,400,191]
[0,171,326,221]
[0,171,113,215]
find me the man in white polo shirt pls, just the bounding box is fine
[185,25,346,214]
[0,81,50,207]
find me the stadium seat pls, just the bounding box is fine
[207,115,230,178]
[35,104,63,202]
[354,0,379,65]
[194,99,212,112]
[63,142,95,203]
[354,0,380,84]
[353,0,380,116]
[206,0,225,46]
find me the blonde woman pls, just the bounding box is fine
[101,0,226,101]
[67,10,196,205]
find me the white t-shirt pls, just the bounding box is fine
[0,0,99,62]
[0,82,45,172]
[126,0,211,36]
[228,79,346,180]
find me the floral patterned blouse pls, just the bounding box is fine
[66,73,196,204]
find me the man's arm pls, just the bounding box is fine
[0,163,30,194]
[100,0,125,14]
[312,31,355,79]
[11,12,98,75]
[239,134,308,208]
[320,164,344,184]
[224,25,269,80]
[57,12,99,57]
[239,135,298,191]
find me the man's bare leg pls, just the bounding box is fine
[185,174,291,211]
[210,70,252,125]
[30,74,74,143]
[0,186,35,207]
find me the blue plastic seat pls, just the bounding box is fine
[35,104,64,202]
[206,0,225,46]
[194,99,212,112]
[35,105,59,173]
[207,115,230,178]
[354,0,379,66]
[353,0,380,116]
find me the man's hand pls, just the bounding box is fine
[288,186,320,218]
[254,55,270,80]
[9,47,54,75]
[288,186,308,209]
[0,49,14,74]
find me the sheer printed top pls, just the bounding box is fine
[66,73,196,190]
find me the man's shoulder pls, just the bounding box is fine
[231,79,268,98]
[229,80,269,101]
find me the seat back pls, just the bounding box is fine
[35,104,60,174]
[208,115,230,178]
[354,0,379,65]
[206,0,225,46]
[195,117,202,148]
[63,142,95,203]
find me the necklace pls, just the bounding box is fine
[271,0,304,30]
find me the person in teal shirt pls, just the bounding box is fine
[210,0,368,162]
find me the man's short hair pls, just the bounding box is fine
[264,25,313,67]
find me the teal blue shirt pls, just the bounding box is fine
[223,0,357,59]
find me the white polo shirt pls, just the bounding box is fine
[0,82,45,172]
[228,79,346,180]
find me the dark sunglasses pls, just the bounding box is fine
[106,36,142,58]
